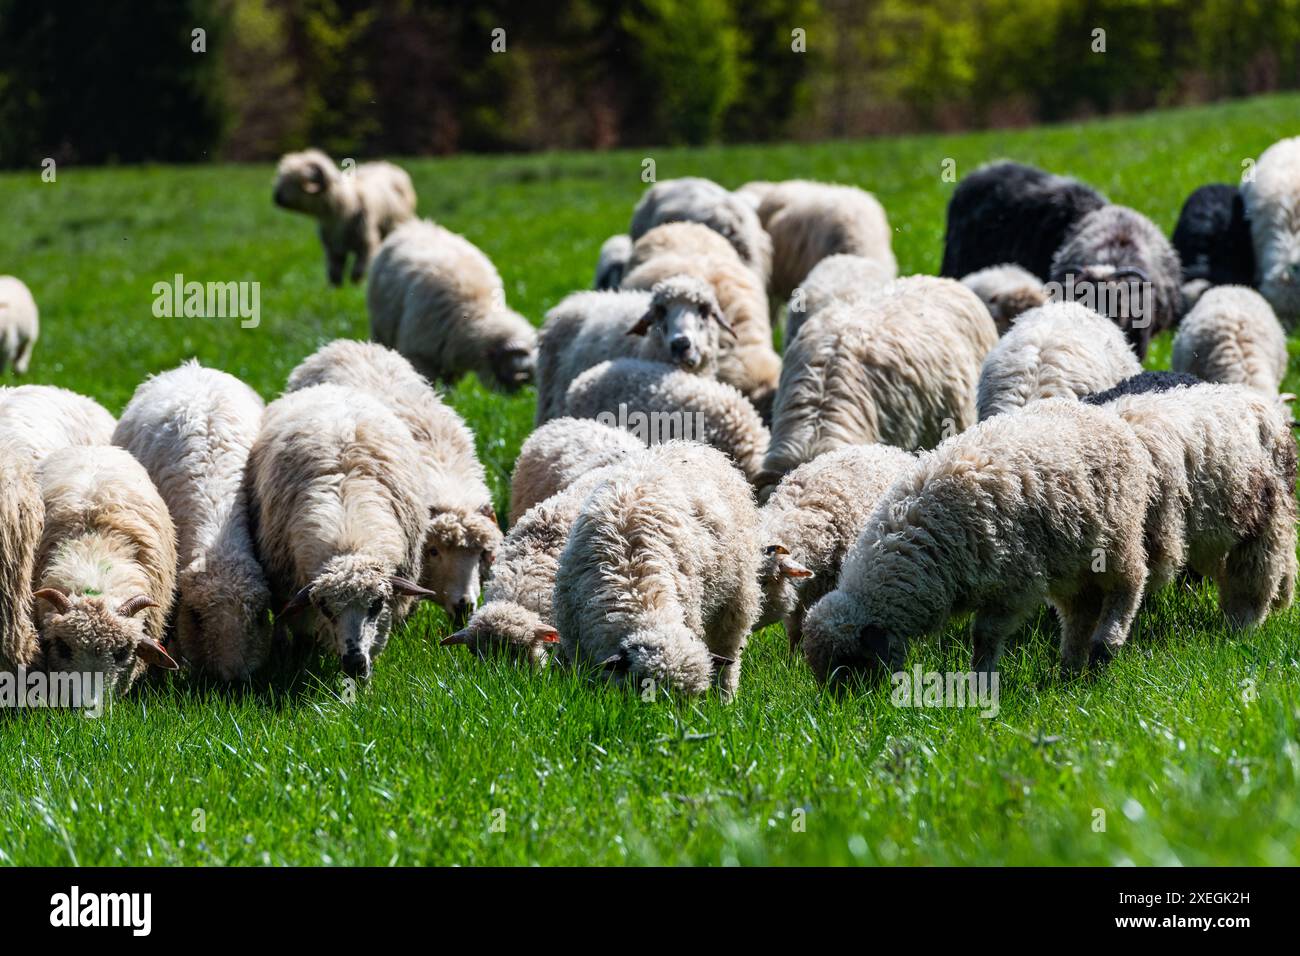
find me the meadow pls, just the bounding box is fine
[1,93,1298,866]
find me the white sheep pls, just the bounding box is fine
[246,384,435,679]
[33,445,180,697]
[563,358,770,484]
[1171,285,1290,396]
[1241,135,1300,326]
[758,276,998,500]
[0,385,116,460]
[368,219,537,393]
[509,417,643,525]
[976,301,1143,420]
[273,148,417,285]
[554,441,762,700]
[0,276,38,376]
[286,340,502,620]
[0,441,43,672]
[960,263,1048,334]
[801,398,1157,684]
[757,443,916,650]
[783,253,894,345]
[594,234,634,290]
[112,361,271,681]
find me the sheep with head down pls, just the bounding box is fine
[0,441,43,674]
[783,253,894,345]
[0,384,115,460]
[1242,135,1300,327]
[1171,285,1289,396]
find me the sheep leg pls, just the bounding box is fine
[1219,520,1293,626]
[1082,573,1145,672]
[325,246,346,287]
[350,226,379,283]
[13,334,33,375]
[1053,588,1101,676]
[971,603,1032,676]
[784,610,804,653]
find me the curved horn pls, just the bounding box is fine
[390,576,437,599]
[440,629,473,647]
[117,595,158,618]
[280,586,313,617]
[1110,266,1150,283]
[710,653,736,667]
[710,306,738,339]
[598,652,626,671]
[33,588,72,614]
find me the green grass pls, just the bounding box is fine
[2,93,1300,866]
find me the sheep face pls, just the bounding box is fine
[756,543,813,629]
[440,600,558,666]
[421,509,501,623]
[272,150,338,216]
[598,625,727,698]
[802,591,895,690]
[175,556,274,681]
[488,328,537,391]
[630,277,730,373]
[34,590,177,699]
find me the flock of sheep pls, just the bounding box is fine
[1,133,1299,700]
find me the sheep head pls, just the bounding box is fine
[756,542,814,629]
[420,504,501,624]
[801,590,895,691]
[175,554,274,681]
[592,624,733,698]
[488,324,537,391]
[628,276,733,374]
[272,148,340,216]
[440,600,558,667]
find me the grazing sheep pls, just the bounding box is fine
[1105,384,1297,625]
[751,180,898,300]
[563,358,771,484]
[758,276,998,500]
[629,177,772,285]
[801,398,1156,685]
[368,219,537,393]
[976,301,1143,420]
[1081,370,1202,406]
[0,276,38,376]
[960,263,1048,334]
[1171,286,1289,396]
[940,161,1107,280]
[509,417,643,525]
[286,340,501,621]
[535,276,734,425]
[246,384,434,679]
[272,148,417,285]
[1242,136,1300,326]
[1171,184,1255,303]
[783,253,894,345]
[757,443,916,651]
[554,441,762,700]
[594,234,633,290]
[1049,204,1183,358]
[111,361,270,681]
[0,385,116,460]
[0,443,43,672]
[33,445,179,697]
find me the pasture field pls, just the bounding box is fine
[1,93,1298,866]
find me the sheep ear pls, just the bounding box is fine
[390,576,438,599]
[117,595,158,618]
[33,588,72,614]
[765,543,791,556]
[477,502,498,524]
[779,556,814,579]
[534,625,560,644]
[626,311,655,336]
[711,306,738,338]
[440,629,473,647]
[136,637,179,671]
[280,586,314,616]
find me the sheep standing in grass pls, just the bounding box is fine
[564,358,771,483]
[750,180,897,300]
[801,399,1156,685]
[112,361,271,681]
[976,301,1143,420]
[246,384,434,679]
[960,264,1048,334]
[1242,136,1300,326]
[273,148,416,285]
[758,277,998,500]
[0,443,43,672]
[940,161,1107,280]
[1171,286,1289,396]
[33,446,179,696]
[594,234,633,290]
[369,219,537,392]
[509,417,643,525]
[554,442,761,700]
[1171,184,1255,306]
[629,177,772,285]
[783,254,894,344]
[0,276,38,376]
[1049,204,1183,358]
[535,276,733,425]
[758,443,915,651]
[286,340,501,622]
[0,385,115,460]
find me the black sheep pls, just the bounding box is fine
[1170,183,1256,287]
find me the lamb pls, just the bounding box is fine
[0,276,38,376]
[1241,136,1300,326]
[245,384,435,679]
[368,219,537,393]
[553,441,761,700]
[629,177,772,286]
[272,148,417,285]
[750,180,898,300]
[286,340,502,621]
[0,442,43,672]
[1103,384,1297,626]
[111,361,271,681]
[1081,370,1202,406]
[1171,286,1289,396]
[960,263,1048,334]
[783,253,894,345]
[1170,184,1255,307]
[563,358,771,484]
[940,161,1107,280]
[534,276,734,425]
[757,276,998,500]
[1048,204,1184,358]
[757,443,916,651]
[801,398,1156,685]
[976,301,1143,420]
[509,417,643,525]
[0,385,116,460]
[594,234,633,290]
[32,445,179,697]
